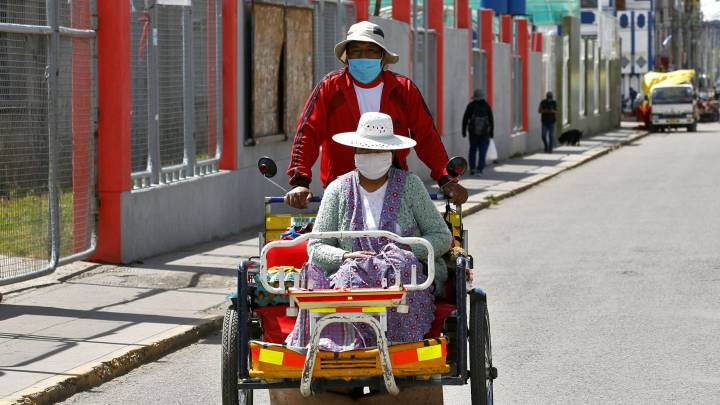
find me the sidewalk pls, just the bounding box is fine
[0,123,647,405]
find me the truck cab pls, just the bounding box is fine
[650,84,698,132]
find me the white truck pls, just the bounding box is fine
[649,83,698,132]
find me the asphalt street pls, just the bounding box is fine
[61,124,720,404]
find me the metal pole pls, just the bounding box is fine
[182,5,195,177]
[216,0,223,163]
[412,0,417,81]
[147,0,161,184]
[423,0,428,102]
[46,0,60,266]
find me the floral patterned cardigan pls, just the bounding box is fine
[307,169,453,293]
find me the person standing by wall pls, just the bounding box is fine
[538,92,558,153]
[461,89,494,175]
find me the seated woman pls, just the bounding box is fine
[285,112,453,351]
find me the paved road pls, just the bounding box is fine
[61,124,720,404]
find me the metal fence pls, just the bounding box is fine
[511,53,522,131]
[130,0,222,189]
[0,0,97,286]
[471,48,487,96]
[412,28,437,119]
[312,0,355,84]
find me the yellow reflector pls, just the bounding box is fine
[310,308,336,313]
[416,345,442,362]
[361,307,385,313]
[259,349,284,365]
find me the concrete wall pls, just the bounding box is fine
[491,42,512,160]
[369,16,410,77]
[441,28,471,157]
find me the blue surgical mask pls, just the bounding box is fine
[348,58,382,84]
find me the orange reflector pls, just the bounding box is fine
[254,347,306,369]
[391,342,446,365]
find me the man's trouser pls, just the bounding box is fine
[541,123,555,153]
[469,137,490,172]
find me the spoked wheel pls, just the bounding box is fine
[222,305,253,405]
[469,291,496,405]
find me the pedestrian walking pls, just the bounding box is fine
[538,92,557,153]
[285,20,468,209]
[461,89,494,175]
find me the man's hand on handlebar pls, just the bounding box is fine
[342,251,376,261]
[442,183,468,205]
[285,186,313,209]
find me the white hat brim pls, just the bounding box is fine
[335,38,400,65]
[332,131,416,150]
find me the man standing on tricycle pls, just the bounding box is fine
[284,21,468,208]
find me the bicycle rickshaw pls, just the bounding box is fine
[221,157,496,404]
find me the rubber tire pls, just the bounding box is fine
[222,305,253,405]
[688,123,697,132]
[469,297,493,405]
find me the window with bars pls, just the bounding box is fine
[512,54,523,131]
[562,35,569,125]
[605,59,611,110]
[594,41,600,115]
[579,39,586,117]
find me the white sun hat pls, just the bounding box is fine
[332,112,417,150]
[334,21,400,66]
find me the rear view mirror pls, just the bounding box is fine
[446,156,468,178]
[258,157,277,178]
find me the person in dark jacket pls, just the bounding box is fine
[461,89,494,175]
[538,92,557,153]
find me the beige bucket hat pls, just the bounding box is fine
[334,21,400,66]
[332,112,416,150]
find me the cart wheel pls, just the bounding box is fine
[469,291,495,405]
[222,305,253,405]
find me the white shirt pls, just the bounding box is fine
[359,182,388,231]
[353,82,384,115]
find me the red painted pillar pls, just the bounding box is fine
[71,0,91,254]
[356,0,369,21]
[207,0,218,157]
[500,15,512,43]
[392,0,412,75]
[480,9,494,107]
[456,0,470,28]
[220,0,237,170]
[428,0,444,134]
[392,0,411,23]
[517,19,529,131]
[93,0,132,263]
[532,32,543,52]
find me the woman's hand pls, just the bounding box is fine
[342,251,376,260]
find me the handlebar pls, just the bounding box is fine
[258,230,435,295]
[265,193,448,204]
[265,196,323,204]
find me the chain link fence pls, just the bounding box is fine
[0,0,97,286]
[130,0,222,189]
[312,0,355,84]
[412,28,437,119]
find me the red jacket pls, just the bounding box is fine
[288,68,451,188]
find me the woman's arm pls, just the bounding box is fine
[307,180,346,272]
[405,174,453,261]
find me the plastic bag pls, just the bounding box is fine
[486,139,498,163]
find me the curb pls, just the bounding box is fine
[460,129,650,217]
[4,316,223,405]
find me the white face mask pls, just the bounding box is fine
[354,152,392,180]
